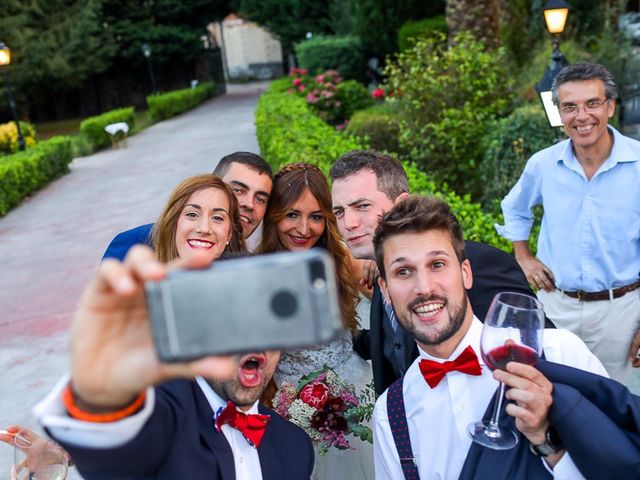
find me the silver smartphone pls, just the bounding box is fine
[146,249,343,362]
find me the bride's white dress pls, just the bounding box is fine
[275,328,374,480]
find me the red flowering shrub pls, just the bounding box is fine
[285,68,370,126]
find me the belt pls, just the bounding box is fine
[561,280,640,302]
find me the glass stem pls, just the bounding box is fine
[488,381,507,433]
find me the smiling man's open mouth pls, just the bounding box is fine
[238,353,267,388]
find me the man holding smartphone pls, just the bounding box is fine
[35,247,314,479]
[103,151,273,259]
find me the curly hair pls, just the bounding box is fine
[152,174,246,263]
[257,163,359,331]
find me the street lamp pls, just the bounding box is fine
[0,42,26,151]
[536,0,571,128]
[141,43,157,94]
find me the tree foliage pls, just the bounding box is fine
[1,0,116,94]
[235,0,333,49]
[384,32,514,198]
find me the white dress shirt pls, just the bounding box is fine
[35,376,263,480]
[373,318,609,480]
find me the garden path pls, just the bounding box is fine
[0,82,267,475]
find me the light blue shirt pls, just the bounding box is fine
[496,126,640,292]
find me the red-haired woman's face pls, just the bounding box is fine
[276,189,326,252]
[175,187,232,262]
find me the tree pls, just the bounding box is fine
[446,0,501,49]
[235,0,333,50]
[0,0,117,98]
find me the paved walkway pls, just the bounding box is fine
[0,83,267,473]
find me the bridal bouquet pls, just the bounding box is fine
[273,366,374,455]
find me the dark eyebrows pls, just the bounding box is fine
[185,204,229,215]
[347,197,371,207]
[229,180,269,198]
[332,197,370,212]
[229,180,249,190]
[388,250,451,267]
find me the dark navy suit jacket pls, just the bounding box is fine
[459,361,640,479]
[355,240,554,396]
[103,223,154,261]
[53,380,314,479]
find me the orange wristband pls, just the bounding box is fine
[62,385,146,423]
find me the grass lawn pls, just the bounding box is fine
[36,111,152,140]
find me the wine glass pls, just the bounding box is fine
[467,292,545,450]
[11,428,68,480]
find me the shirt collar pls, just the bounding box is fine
[196,376,260,415]
[558,125,639,172]
[416,316,485,367]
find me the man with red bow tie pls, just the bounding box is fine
[34,247,314,479]
[371,196,610,480]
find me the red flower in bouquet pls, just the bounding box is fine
[299,381,330,409]
[272,367,374,455]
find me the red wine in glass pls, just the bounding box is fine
[467,292,545,450]
[483,343,539,371]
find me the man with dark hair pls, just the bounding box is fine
[497,62,640,384]
[103,152,273,259]
[372,195,611,479]
[331,150,545,396]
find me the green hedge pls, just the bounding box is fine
[335,80,373,121]
[255,83,512,252]
[347,104,401,153]
[479,104,561,209]
[147,82,215,122]
[79,107,135,150]
[295,35,365,80]
[256,88,366,175]
[397,16,447,51]
[0,136,73,215]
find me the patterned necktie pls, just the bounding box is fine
[214,401,270,448]
[419,345,482,388]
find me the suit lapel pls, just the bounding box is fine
[257,405,281,480]
[192,383,236,479]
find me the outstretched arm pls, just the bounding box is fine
[70,245,234,411]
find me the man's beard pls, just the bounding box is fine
[209,378,266,408]
[398,293,468,346]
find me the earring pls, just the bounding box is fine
[226,240,230,245]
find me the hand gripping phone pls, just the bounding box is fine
[145,249,343,362]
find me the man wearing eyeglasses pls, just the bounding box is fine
[496,63,640,385]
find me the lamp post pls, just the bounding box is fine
[0,42,26,151]
[141,43,157,94]
[536,0,571,128]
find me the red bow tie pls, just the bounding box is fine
[419,345,482,388]
[215,401,270,448]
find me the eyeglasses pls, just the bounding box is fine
[559,98,609,116]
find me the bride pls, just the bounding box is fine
[257,163,374,480]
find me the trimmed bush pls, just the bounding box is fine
[335,80,373,120]
[0,121,37,154]
[147,82,215,122]
[79,107,135,150]
[295,35,365,80]
[0,136,73,215]
[479,104,561,209]
[397,16,447,51]
[256,86,366,176]
[347,104,401,153]
[255,83,512,252]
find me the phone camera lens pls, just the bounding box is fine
[271,290,298,318]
